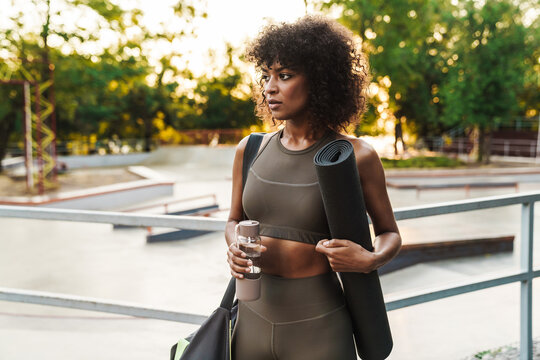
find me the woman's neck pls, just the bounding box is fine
[280,121,327,149]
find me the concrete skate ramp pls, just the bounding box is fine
[379,235,515,275]
[0,166,174,210]
[142,146,236,167]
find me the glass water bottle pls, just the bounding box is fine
[236,220,262,301]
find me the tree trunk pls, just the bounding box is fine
[476,125,486,164]
[144,118,153,152]
[483,131,492,165]
[0,117,16,173]
[476,126,493,164]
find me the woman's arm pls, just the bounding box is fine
[225,136,251,279]
[225,136,247,247]
[315,137,401,273]
[355,138,402,269]
[225,135,267,278]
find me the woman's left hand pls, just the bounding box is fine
[315,239,378,273]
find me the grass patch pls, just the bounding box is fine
[472,345,510,359]
[381,155,465,169]
[474,350,493,359]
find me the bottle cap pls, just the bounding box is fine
[238,220,259,238]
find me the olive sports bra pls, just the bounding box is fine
[242,128,336,245]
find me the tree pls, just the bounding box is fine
[517,1,539,133]
[439,0,529,163]
[173,46,258,131]
[0,79,23,172]
[317,0,457,139]
[0,0,131,169]
[316,0,536,163]
[0,0,205,168]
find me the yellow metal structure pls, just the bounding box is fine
[0,58,57,193]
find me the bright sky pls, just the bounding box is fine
[159,0,315,76]
[1,0,320,76]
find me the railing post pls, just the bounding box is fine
[520,202,534,360]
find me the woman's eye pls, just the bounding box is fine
[261,74,269,82]
[280,73,292,80]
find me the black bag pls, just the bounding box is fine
[170,278,236,360]
[170,133,264,360]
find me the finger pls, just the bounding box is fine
[329,258,346,272]
[317,239,329,246]
[227,257,252,274]
[227,252,251,267]
[229,243,244,256]
[322,239,350,248]
[315,241,331,254]
[228,243,247,258]
[328,259,339,272]
[230,269,244,279]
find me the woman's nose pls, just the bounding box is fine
[264,76,278,94]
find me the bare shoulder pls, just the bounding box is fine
[335,133,380,167]
[236,135,251,153]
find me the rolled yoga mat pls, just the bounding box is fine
[314,139,393,360]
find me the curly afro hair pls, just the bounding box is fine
[246,15,370,133]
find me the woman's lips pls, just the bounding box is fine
[268,101,282,110]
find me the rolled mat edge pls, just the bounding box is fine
[314,139,393,360]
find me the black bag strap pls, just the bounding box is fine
[220,276,236,310]
[221,132,265,310]
[242,133,265,191]
[242,132,265,220]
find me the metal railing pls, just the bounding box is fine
[0,191,538,359]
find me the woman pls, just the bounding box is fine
[225,15,401,360]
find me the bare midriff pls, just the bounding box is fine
[259,236,331,278]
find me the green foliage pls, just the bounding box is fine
[53,50,150,139]
[317,0,537,163]
[521,7,540,118]
[380,155,465,169]
[0,0,258,162]
[474,350,491,359]
[176,47,258,130]
[0,79,23,171]
[439,0,529,130]
[438,0,531,162]
[472,345,510,359]
[1,0,534,167]
[319,0,455,137]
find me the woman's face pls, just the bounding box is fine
[261,62,309,121]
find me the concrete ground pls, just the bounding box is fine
[1,160,540,359]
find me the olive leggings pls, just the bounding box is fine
[232,272,357,360]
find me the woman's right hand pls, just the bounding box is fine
[227,242,267,279]
[227,242,252,279]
